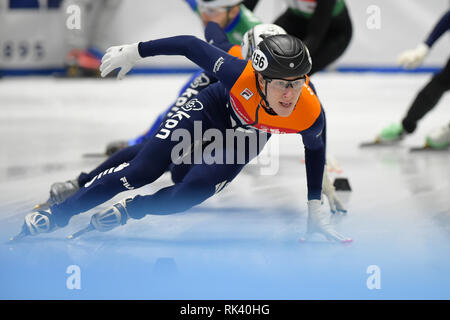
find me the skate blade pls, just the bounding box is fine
[82,153,107,158]
[359,137,401,148]
[299,236,353,245]
[34,200,51,211]
[410,145,449,152]
[9,229,29,243]
[67,224,95,240]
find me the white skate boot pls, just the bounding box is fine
[425,123,450,150]
[68,197,134,239]
[10,209,59,241]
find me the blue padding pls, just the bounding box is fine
[335,66,442,74]
[0,68,66,76]
[47,0,62,8]
[0,65,443,77]
[9,0,39,9]
[129,67,202,75]
[9,0,62,8]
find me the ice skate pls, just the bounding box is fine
[10,209,59,242]
[68,197,133,239]
[424,123,450,150]
[35,179,79,211]
[360,123,406,147]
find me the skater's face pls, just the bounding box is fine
[199,5,240,29]
[257,73,305,117]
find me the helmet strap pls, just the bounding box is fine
[254,72,277,116]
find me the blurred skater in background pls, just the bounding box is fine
[376,10,450,150]
[62,0,122,77]
[243,0,353,75]
[105,0,262,154]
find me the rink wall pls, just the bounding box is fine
[0,0,448,75]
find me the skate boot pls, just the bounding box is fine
[35,179,80,210]
[425,123,450,149]
[301,200,352,244]
[90,197,133,232]
[105,140,129,156]
[377,123,406,143]
[49,179,79,205]
[68,197,134,239]
[10,209,59,241]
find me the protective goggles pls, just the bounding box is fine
[264,76,306,90]
[198,5,231,16]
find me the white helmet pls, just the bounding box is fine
[197,0,242,8]
[241,24,287,60]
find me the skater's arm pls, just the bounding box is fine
[138,36,247,90]
[425,10,450,47]
[397,10,449,69]
[205,22,238,53]
[205,21,244,59]
[300,111,326,200]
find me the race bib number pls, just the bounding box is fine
[252,49,268,72]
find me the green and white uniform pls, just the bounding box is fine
[224,5,261,44]
[285,0,346,18]
[190,2,261,44]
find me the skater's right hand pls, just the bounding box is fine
[397,43,429,69]
[100,43,141,80]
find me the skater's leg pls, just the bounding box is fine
[402,56,450,133]
[44,143,146,208]
[51,98,212,227]
[52,139,171,226]
[126,130,271,219]
[78,143,145,186]
[305,7,353,75]
[126,160,246,219]
[273,7,352,75]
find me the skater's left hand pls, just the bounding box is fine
[100,43,141,80]
[303,200,352,243]
[397,43,429,69]
[322,169,347,214]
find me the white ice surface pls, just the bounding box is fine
[0,73,449,299]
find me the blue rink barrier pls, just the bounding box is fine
[0,65,442,77]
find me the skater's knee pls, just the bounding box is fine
[174,179,214,207]
[126,180,214,218]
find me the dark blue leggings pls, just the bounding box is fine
[52,98,268,227]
